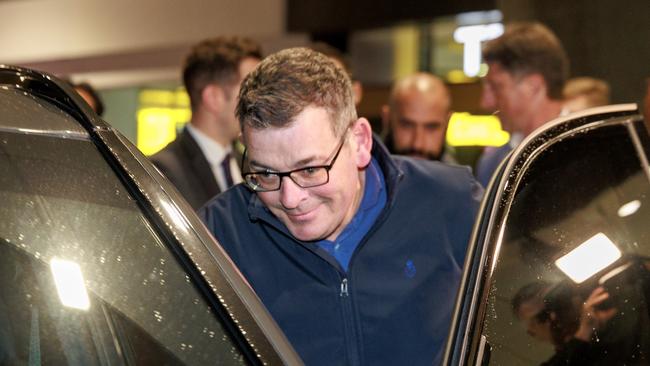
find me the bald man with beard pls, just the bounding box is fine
[382,72,456,163]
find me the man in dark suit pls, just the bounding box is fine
[151,36,262,210]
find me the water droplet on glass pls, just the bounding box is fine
[153,310,163,322]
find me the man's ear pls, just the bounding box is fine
[523,73,547,99]
[351,117,373,168]
[201,84,225,114]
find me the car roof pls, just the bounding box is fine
[0,65,109,138]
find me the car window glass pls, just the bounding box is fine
[482,120,650,365]
[0,131,247,365]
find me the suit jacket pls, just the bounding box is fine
[151,127,231,210]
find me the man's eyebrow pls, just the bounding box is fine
[248,160,274,172]
[248,155,322,171]
[398,117,416,125]
[398,117,443,126]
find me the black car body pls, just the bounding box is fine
[445,104,650,365]
[0,65,303,365]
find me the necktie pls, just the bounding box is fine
[221,153,234,188]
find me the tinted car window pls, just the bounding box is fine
[482,119,650,365]
[0,130,247,364]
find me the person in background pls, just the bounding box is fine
[151,36,261,210]
[381,72,456,163]
[475,22,569,187]
[73,81,105,116]
[199,47,482,366]
[563,77,611,113]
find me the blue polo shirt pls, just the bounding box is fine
[316,158,387,271]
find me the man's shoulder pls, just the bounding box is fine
[150,129,201,170]
[392,156,483,206]
[199,185,252,221]
[397,156,475,186]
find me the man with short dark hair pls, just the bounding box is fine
[151,36,261,209]
[199,47,482,365]
[476,22,569,187]
[310,42,363,107]
[382,72,455,162]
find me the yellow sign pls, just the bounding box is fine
[137,88,191,156]
[447,112,509,147]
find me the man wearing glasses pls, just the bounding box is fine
[199,47,482,366]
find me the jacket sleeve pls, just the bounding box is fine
[451,167,484,266]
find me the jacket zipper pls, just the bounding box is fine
[339,276,361,365]
[340,278,349,297]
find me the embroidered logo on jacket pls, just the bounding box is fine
[404,259,417,278]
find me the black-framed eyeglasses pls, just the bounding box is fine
[241,128,349,192]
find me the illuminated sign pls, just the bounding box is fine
[136,89,191,156]
[453,23,504,77]
[447,112,509,147]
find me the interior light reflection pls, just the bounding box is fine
[50,258,90,311]
[555,233,621,284]
[617,200,641,217]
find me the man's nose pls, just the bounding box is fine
[279,176,307,209]
[412,126,427,151]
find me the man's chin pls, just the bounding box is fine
[289,228,324,242]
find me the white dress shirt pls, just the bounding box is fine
[186,124,242,191]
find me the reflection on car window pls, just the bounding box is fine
[483,120,650,365]
[0,131,246,365]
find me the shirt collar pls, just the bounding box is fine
[186,124,231,166]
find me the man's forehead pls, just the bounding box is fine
[395,90,449,115]
[244,108,337,150]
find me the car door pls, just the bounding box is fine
[0,66,303,365]
[445,104,650,365]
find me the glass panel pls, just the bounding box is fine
[0,131,247,365]
[483,121,650,365]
